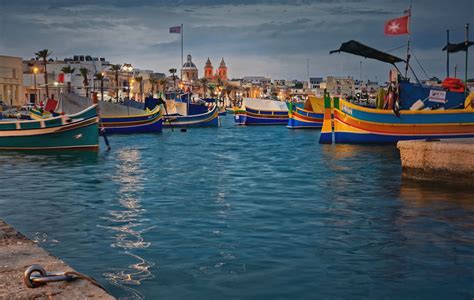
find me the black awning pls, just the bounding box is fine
[330,40,405,64]
[442,41,474,53]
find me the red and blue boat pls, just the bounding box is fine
[234,98,289,125]
[287,96,324,129]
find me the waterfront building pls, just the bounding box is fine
[0,55,24,106]
[204,57,228,82]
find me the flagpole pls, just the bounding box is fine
[181,23,184,85]
[404,0,412,78]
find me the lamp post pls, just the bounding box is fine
[33,67,38,105]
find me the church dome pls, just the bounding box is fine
[182,54,197,70]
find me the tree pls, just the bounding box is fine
[61,66,75,94]
[110,64,121,100]
[149,78,158,97]
[169,68,177,89]
[79,68,89,97]
[35,49,51,100]
[200,78,208,98]
[135,76,143,101]
[159,79,167,93]
[94,72,105,101]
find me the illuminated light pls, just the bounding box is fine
[54,82,59,86]
[33,67,39,74]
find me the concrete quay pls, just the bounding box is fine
[397,138,474,184]
[0,220,114,299]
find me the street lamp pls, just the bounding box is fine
[32,66,38,105]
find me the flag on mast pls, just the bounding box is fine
[384,15,410,36]
[170,26,182,34]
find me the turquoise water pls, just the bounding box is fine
[1,116,473,299]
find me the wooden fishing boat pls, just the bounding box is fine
[0,105,99,151]
[234,98,289,125]
[287,96,324,129]
[319,40,474,144]
[38,94,163,134]
[163,104,219,128]
[320,97,474,144]
[159,98,219,128]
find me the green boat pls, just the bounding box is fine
[0,105,99,151]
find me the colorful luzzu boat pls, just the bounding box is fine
[234,98,289,125]
[0,105,99,151]
[47,94,163,134]
[319,97,474,144]
[319,40,474,144]
[161,99,219,128]
[287,96,325,129]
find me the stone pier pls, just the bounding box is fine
[0,220,114,299]
[397,138,474,184]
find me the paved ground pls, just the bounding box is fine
[0,220,114,299]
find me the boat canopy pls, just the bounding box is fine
[242,98,289,112]
[304,96,324,113]
[57,94,144,116]
[442,41,474,53]
[330,40,405,65]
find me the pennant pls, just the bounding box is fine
[384,15,410,36]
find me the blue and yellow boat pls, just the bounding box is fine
[319,40,474,144]
[287,96,324,129]
[36,94,163,135]
[161,99,219,128]
[0,105,99,151]
[234,98,289,125]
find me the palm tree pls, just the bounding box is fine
[110,64,121,100]
[200,78,208,98]
[149,78,158,97]
[79,68,89,97]
[159,79,167,93]
[135,76,143,101]
[169,68,177,89]
[35,49,51,100]
[61,66,75,94]
[94,72,105,101]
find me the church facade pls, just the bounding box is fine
[204,57,228,82]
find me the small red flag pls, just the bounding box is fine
[384,15,410,36]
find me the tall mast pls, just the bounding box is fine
[404,0,413,78]
[446,29,450,77]
[181,23,184,84]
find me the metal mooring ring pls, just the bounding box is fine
[24,265,47,288]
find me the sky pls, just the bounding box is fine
[0,0,472,82]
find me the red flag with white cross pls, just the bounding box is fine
[384,15,410,36]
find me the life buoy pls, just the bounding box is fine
[442,77,465,93]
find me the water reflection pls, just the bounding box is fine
[100,148,155,299]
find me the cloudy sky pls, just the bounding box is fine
[0,0,472,81]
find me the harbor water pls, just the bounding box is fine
[0,116,473,299]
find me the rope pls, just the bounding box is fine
[410,49,431,79]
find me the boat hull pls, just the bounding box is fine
[330,98,474,144]
[234,113,288,125]
[163,105,219,128]
[287,108,323,129]
[100,106,163,134]
[0,106,99,151]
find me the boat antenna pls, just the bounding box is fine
[404,0,413,78]
[446,29,450,77]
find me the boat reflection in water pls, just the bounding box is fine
[100,148,155,299]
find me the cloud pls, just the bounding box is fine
[0,0,472,81]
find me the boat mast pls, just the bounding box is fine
[446,29,450,77]
[404,0,413,78]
